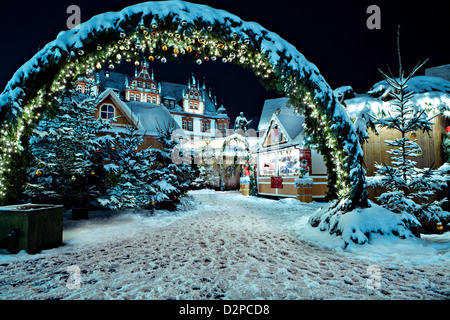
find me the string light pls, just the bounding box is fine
[0,16,358,205]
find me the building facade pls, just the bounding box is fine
[76,62,230,149]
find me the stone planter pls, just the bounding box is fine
[0,204,63,254]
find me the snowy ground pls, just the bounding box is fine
[0,190,449,300]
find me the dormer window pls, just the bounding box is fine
[100,104,115,120]
[137,81,142,87]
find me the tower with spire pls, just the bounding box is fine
[125,60,161,103]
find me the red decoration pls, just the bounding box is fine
[446,126,450,133]
[95,149,100,153]
[159,178,162,181]
[152,31,157,36]
[174,196,177,200]
[271,176,283,189]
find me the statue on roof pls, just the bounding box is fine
[234,112,251,133]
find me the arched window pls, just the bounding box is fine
[100,104,115,120]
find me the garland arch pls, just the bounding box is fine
[0,1,368,212]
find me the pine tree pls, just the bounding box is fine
[151,120,193,208]
[191,145,220,189]
[98,125,157,210]
[24,88,114,207]
[368,26,450,232]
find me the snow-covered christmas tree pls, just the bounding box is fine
[25,88,114,207]
[151,120,194,209]
[98,125,159,210]
[368,27,450,232]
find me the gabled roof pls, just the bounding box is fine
[259,112,304,151]
[98,89,182,136]
[258,97,297,132]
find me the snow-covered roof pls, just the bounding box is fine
[98,89,181,136]
[127,101,182,135]
[368,75,450,98]
[257,97,296,132]
[344,76,450,119]
[258,112,304,151]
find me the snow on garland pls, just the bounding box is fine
[0,0,371,243]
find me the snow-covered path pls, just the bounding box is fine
[0,190,449,300]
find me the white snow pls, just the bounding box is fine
[1,190,448,300]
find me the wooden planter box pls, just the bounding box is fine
[0,204,63,254]
[295,178,313,203]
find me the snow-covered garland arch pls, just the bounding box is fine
[0,1,368,228]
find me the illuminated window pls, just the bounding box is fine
[278,148,300,176]
[259,152,277,176]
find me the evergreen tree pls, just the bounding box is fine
[191,145,220,189]
[151,120,193,208]
[25,89,114,207]
[98,125,158,210]
[368,27,450,231]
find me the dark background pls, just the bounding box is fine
[0,0,449,126]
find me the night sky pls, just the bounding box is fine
[0,0,449,126]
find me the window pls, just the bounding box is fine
[146,83,150,89]
[164,100,170,107]
[135,94,140,102]
[188,121,193,131]
[77,84,83,93]
[189,102,193,109]
[279,148,300,176]
[201,122,205,132]
[259,152,277,176]
[219,123,223,132]
[100,104,114,120]
[130,93,134,101]
[137,81,142,87]
[194,103,198,110]
[224,123,227,132]
[170,101,175,108]
[182,120,187,130]
[206,123,210,131]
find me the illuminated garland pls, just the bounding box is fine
[0,1,367,210]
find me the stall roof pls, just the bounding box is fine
[258,112,304,152]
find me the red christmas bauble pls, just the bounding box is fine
[159,178,162,181]
[174,196,177,200]
[446,126,450,133]
[96,149,100,153]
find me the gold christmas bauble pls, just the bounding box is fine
[173,48,180,54]
[186,46,193,53]
[90,170,95,176]
[437,222,444,231]
[35,169,43,177]
[148,55,155,61]
[162,45,168,51]
[71,176,76,181]
[410,131,417,138]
